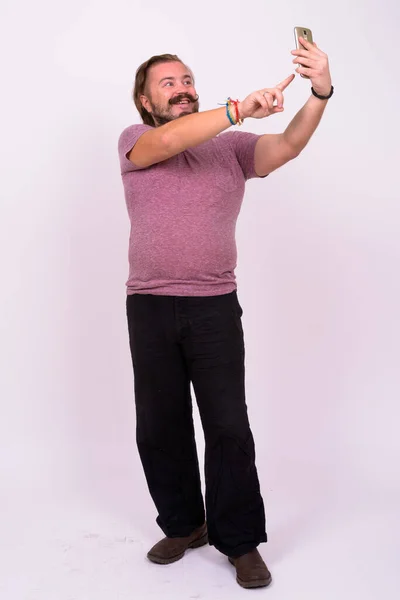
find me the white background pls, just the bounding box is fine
[1,0,399,598]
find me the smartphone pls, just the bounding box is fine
[294,27,314,79]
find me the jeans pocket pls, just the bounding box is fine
[230,295,244,340]
[232,292,243,318]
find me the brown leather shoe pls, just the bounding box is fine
[229,549,272,589]
[147,523,208,565]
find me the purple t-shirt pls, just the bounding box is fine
[118,124,266,296]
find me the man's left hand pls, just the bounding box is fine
[291,37,332,96]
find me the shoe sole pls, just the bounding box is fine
[147,531,209,565]
[228,557,272,589]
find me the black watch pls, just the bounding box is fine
[311,85,334,100]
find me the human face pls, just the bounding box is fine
[141,61,199,126]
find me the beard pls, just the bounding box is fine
[149,93,200,126]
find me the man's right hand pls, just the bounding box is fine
[239,74,295,120]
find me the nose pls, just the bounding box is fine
[174,87,189,99]
[177,81,194,95]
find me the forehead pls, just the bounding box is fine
[148,61,193,85]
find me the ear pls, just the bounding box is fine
[140,94,152,113]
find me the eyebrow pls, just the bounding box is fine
[158,74,193,85]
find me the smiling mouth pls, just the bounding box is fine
[174,100,191,106]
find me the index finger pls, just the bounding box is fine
[276,74,295,91]
[299,36,313,50]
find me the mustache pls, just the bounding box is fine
[169,93,199,105]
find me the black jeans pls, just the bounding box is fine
[126,290,267,558]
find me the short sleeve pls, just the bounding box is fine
[223,130,268,180]
[118,124,154,175]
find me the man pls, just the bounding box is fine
[118,38,333,589]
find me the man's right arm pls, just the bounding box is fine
[128,76,296,168]
[128,107,233,168]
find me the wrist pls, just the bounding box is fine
[228,98,244,125]
[238,101,246,121]
[311,84,334,100]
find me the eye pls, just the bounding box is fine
[184,80,192,85]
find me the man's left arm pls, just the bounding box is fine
[255,37,332,177]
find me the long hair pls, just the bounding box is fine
[133,54,190,126]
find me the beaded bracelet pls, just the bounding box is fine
[228,98,243,126]
[225,102,236,125]
[218,97,243,126]
[231,98,240,124]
